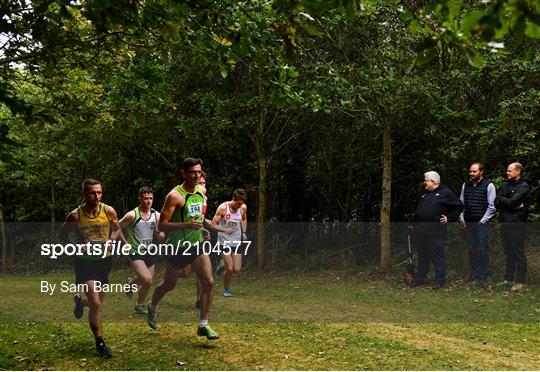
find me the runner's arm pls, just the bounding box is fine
[118,210,135,229]
[211,203,226,226]
[58,209,78,244]
[203,217,233,234]
[154,211,165,240]
[241,204,248,240]
[106,205,123,241]
[207,203,233,234]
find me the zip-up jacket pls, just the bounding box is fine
[414,184,464,236]
[494,178,530,222]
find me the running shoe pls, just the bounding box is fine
[134,304,147,314]
[146,301,158,329]
[73,294,84,319]
[223,288,233,297]
[197,324,219,340]
[510,283,524,292]
[96,341,112,358]
[125,277,133,298]
[215,259,225,276]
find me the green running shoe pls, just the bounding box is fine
[134,303,147,314]
[197,324,219,340]
[146,301,158,329]
[125,277,134,298]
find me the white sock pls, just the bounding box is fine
[200,319,208,327]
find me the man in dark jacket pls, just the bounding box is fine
[412,171,463,289]
[459,163,496,283]
[494,162,531,292]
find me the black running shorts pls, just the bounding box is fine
[74,257,113,285]
[166,244,202,270]
[128,253,155,267]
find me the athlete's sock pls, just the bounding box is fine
[148,302,157,311]
[199,320,208,328]
[95,336,105,346]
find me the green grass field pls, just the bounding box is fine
[0,270,538,370]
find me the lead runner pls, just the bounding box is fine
[146,157,218,339]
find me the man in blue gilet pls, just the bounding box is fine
[459,162,496,283]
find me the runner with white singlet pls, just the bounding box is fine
[213,188,248,297]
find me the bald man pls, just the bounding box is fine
[495,162,531,292]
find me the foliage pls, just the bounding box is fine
[1,0,539,268]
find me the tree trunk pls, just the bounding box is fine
[255,110,267,271]
[0,204,6,272]
[342,125,354,221]
[380,118,392,270]
[51,180,55,237]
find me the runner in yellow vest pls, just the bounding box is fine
[59,178,122,358]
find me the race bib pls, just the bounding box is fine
[224,220,238,228]
[187,202,203,217]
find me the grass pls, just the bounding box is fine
[0,269,538,370]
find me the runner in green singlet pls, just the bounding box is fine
[146,158,219,339]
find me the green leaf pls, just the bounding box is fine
[525,21,540,38]
[415,48,437,66]
[461,11,484,34]
[302,23,324,37]
[410,20,420,34]
[465,50,484,68]
[219,65,228,78]
[400,10,413,22]
[162,21,180,41]
[447,1,461,19]
[288,68,299,79]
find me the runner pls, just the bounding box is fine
[58,178,122,358]
[179,173,234,308]
[146,158,219,339]
[212,188,248,297]
[178,173,206,309]
[119,186,164,314]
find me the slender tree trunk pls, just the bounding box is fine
[0,204,6,272]
[51,180,55,236]
[380,118,392,270]
[343,125,353,221]
[255,110,267,271]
